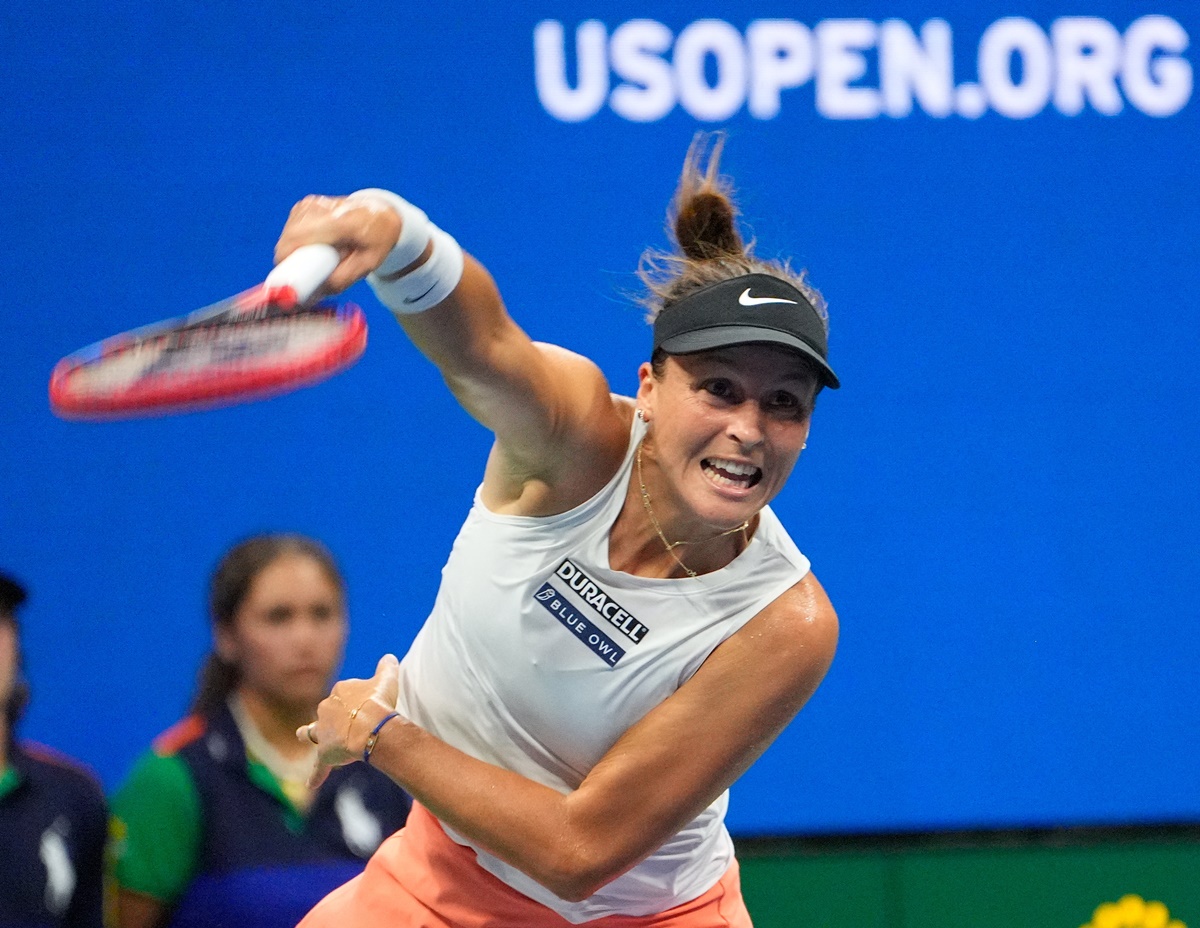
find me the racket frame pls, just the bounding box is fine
[48,284,367,419]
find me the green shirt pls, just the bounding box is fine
[109,749,305,902]
[0,764,20,800]
[108,751,201,902]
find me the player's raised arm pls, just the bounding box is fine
[273,191,628,514]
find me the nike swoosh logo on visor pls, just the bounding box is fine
[738,288,798,307]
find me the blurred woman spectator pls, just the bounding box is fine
[108,535,411,928]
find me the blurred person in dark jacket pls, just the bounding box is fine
[0,571,107,928]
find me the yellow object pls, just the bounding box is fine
[1081,894,1186,928]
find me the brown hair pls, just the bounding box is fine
[190,534,345,716]
[639,134,829,409]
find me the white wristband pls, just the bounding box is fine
[347,188,431,277]
[367,226,465,316]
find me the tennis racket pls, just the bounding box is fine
[49,244,367,420]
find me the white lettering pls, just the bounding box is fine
[1053,17,1123,115]
[534,20,608,122]
[954,82,988,118]
[880,19,953,117]
[978,17,1054,118]
[610,19,676,122]
[747,20,814,119]
[816,19,881,119]
[534,16,1193,124]
[1122,15,1193,117]
[675,19,747,121]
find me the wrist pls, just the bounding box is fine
[363,712,401,765]
[348,188,464,316]
[344,699,392,755]
[347,188,430,276]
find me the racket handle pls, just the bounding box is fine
[264,243,340,304]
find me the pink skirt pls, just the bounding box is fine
[299,804,753,928]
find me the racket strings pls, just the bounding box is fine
[50,269,367,417]
[60,306,352,393]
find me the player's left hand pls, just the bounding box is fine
[299,653,402,789]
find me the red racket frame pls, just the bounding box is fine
[49,292,368,419]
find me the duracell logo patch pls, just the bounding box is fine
[534,584,626,667]
[553,559,649,643]
[531,560,651,668]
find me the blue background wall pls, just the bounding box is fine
[2,1,1196,836]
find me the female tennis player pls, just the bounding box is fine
[283,136,840,927]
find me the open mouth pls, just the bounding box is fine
[702,457,763,489]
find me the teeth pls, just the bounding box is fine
[703,458,762,488]
[707,458,759,477]
[708,470,746,488]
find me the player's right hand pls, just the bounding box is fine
[274,195,402,297]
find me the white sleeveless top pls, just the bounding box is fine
[395,412,811,922]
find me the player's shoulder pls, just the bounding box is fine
[757,571,839,649]
[535,342,626,425]
[532,340,607,374]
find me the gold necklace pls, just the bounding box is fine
[636,440,750,579]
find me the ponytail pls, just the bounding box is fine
[671,135,745,262]
[639,133,828,335]
[190,653,240,716]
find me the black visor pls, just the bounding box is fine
[652,274,839,390]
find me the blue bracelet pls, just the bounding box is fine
[363,712,400,764]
